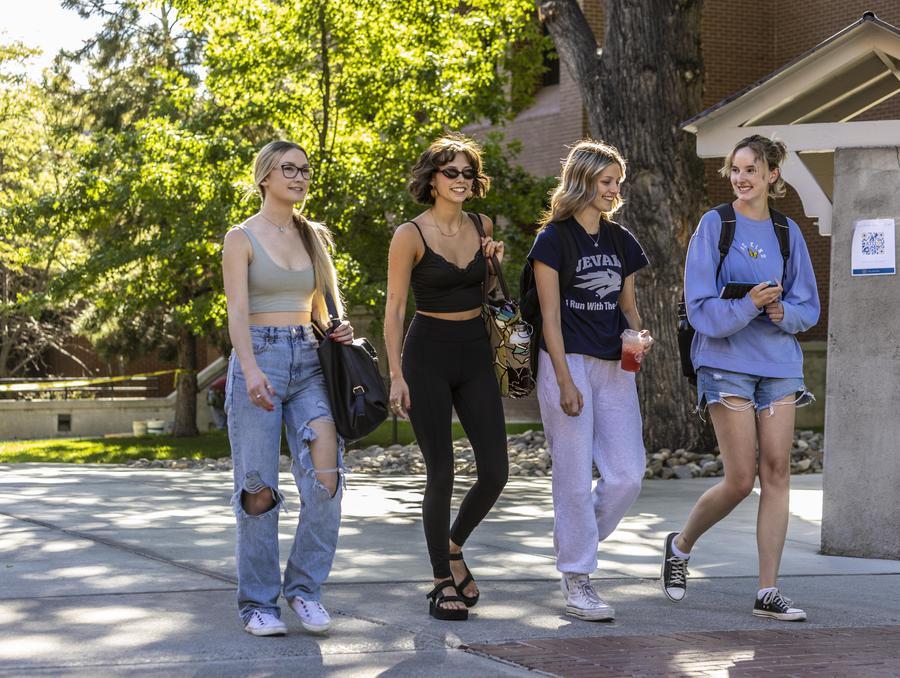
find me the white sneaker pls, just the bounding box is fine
[243,609,287,636]
[290,596,331,633]
[562,574,615,621]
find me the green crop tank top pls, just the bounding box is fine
[239,226,315,313]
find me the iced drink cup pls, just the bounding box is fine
[620,329,653,372]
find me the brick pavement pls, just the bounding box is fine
[467,626,900,677]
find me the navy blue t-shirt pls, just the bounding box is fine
[528,218,649,360]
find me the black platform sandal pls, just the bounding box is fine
[449,551,480,608]
[426,578,469,621]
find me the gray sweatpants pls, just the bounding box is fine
[536,350,646,575]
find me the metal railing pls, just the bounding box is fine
[0,375,162,400]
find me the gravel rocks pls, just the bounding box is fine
[128,455,292,472]
[125,429,824,479]
[638,429,823,479]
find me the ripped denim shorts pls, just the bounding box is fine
[695,366,814,419]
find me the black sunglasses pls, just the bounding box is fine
[281,164,312,180]
[437,167,477,180]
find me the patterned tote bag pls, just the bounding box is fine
[470,213,535,399]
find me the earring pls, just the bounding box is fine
[430,185,436,199]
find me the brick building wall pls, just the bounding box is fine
[465,10,589,177]
[476,0,900,342]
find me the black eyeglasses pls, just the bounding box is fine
[437,167,477,180]
[281,164,312,180]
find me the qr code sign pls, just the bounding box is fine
[861,231,886,256]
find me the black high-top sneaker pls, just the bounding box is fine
[752,589,807,621]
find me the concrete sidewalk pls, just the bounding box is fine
[1,465,898,676]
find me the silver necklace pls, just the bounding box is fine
[258,212,291,233]
[586,228,601,247]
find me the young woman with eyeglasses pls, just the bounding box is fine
[384,132,507,621]
[222,140,353,637]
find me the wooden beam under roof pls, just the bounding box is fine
[746,52,899,125]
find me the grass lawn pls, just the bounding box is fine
[0,430,231,464]
[0,421,544,464]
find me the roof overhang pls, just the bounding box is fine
[683,13,900,236]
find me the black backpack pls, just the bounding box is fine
[520,218,628,377]
[676,203,791,382]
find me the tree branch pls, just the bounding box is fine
[317,0,331,161]
[538,0,604,134]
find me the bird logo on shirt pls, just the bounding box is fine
[573,269,621,299]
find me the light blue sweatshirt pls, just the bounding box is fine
[684,207,820,378]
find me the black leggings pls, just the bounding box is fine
[402,313,508,579]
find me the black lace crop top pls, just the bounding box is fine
[408,220,486,313]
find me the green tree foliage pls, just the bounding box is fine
[0,42,88,378]
[49,1,244,433]
[182,0,550,313]
[30,0,552,433]
[61,0,203,131]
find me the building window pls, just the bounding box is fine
[57,414,71,433]
[541,26,560,88]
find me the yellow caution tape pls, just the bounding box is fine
[0,369,193,393]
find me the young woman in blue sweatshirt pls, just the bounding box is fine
[661,135,820,621]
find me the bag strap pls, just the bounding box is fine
[713,203,737,281]
[605,219,628,279]
[555,220,580,293]
[316,288,341,336]
[713,203,790,283]
[770,208,791,284]
[679,204,736,312]
[682,204,791,309]
[469,212,511,303]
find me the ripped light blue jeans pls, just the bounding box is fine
[224,325,344,623]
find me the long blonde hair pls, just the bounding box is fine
[253,140,344,327]
[539,139,627,227]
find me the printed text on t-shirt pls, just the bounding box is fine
[566,299,618,310]
[572,253,623,302]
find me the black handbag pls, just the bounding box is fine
[314,291,389,440]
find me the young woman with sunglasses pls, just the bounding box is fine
[222,140,353,636]
[384,132,507,621]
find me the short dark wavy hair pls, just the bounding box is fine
[407,132,491,205]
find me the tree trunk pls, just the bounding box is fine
[173,327,199,437]
[540,0,713,451]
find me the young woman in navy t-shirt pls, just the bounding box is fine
[529,139,651,621]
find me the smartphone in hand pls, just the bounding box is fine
[719,280,776,299]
